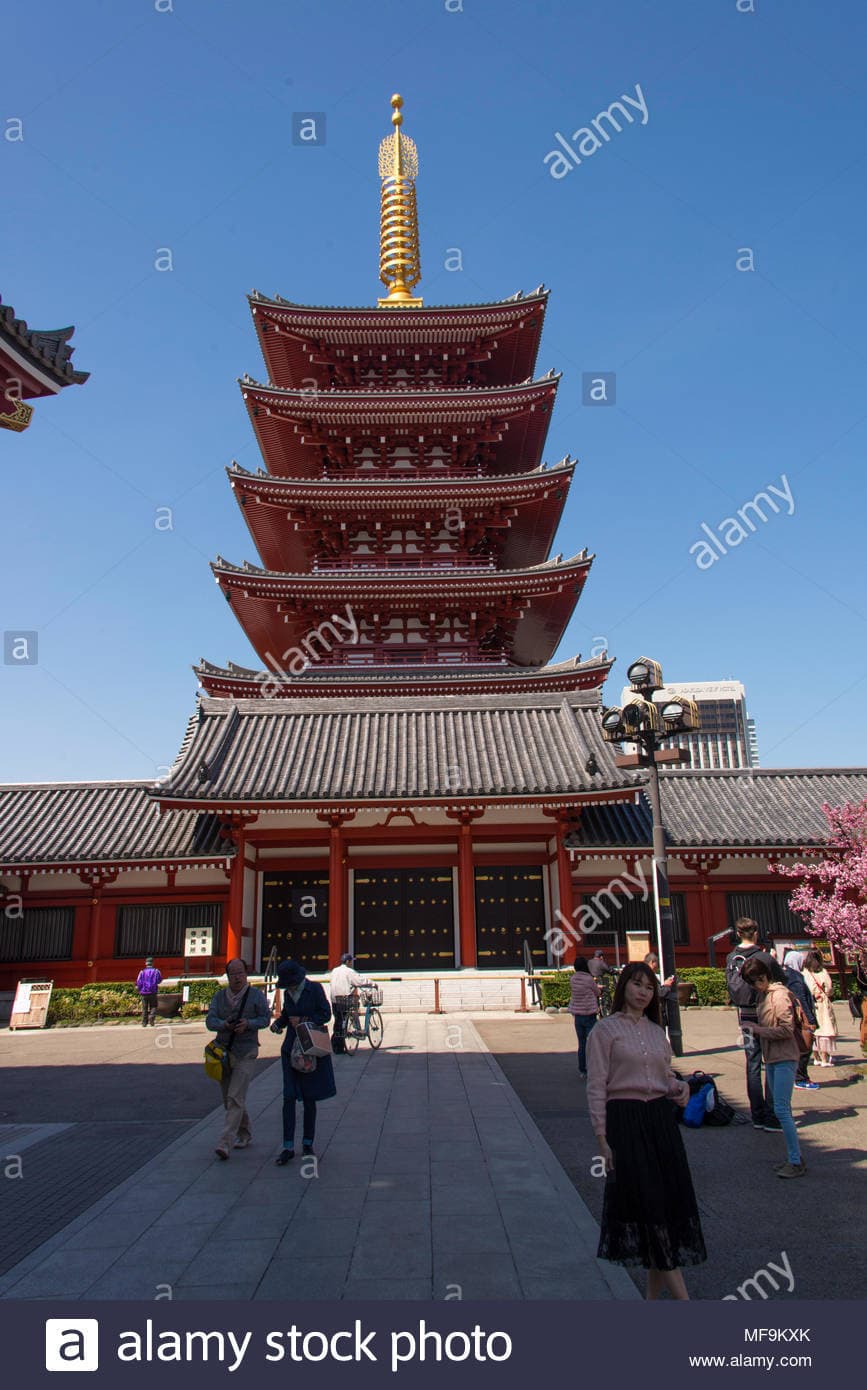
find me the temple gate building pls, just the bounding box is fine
[1,98,864,991]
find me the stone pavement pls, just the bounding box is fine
[476,1003,867,1301]
[0,1015,638,1302]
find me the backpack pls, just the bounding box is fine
[726,951,757,1009]
[681,1070,735,1128]
[788,990,816,1054]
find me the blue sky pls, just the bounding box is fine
[3,0,866,781]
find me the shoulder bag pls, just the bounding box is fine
[203,986,250,1082]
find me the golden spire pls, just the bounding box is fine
[377,94,423,308]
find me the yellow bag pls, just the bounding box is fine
[204,1040,229,1082]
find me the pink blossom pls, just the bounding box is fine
[772,801,867,953]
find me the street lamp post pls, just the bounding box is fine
[600,658,701,1058]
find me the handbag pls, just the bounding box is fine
[787,989,816,1054]
[289,1036,317,1074]
[203,985,250,1082]
[204,1040,229,1082]
[296,1022,332,1057]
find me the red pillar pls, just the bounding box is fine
[225,829,245,964]
[328,820,347,967]
[555,818,577,965]
[86,883,103,983]
[458,817,477,968]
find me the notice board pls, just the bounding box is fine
[10,978,53,1030]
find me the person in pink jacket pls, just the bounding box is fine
[587,962,706,1299]
[741,958,805,1178]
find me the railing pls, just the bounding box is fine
[312,555,496,573]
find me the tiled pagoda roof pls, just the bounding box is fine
[0,781,230,873]
[154,692,641,808]
[241,374,559,477]
[249,288,549,388]
[228,458,575,573]
[567,768,867,853]
[212,551,592,670]
[193,653,613,700]
[0,295,89,395]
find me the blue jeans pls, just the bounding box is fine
[573,1012,597,1074]
[742,1025,774,1124]
[766,1060,800,1164]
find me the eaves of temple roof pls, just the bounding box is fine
[248,288,549,387]
[227,455,576,503]
[239,372,560,414]
[0,295,89,397]
[247,286,549,321]
[211,549,591,593]
[193,652,613,700]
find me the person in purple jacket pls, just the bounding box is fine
[135,956,162,1027]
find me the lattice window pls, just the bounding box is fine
[0,906,74,962]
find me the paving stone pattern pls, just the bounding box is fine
[0,1121,190,1277]
[0,1016,637,1302]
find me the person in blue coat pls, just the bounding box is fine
[270,959,336,1163]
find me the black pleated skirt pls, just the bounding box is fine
[598,1097,707,1271]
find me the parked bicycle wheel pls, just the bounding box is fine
[368,1007,383,1049]
[344,1010,360,1054]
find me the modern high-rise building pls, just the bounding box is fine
[631,680,759,770]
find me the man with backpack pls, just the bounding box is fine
[725,918,785,1131]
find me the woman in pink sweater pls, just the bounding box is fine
[587,962,706,1299]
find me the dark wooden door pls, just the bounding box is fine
[353,868,455,970]
[260,872,329,972]
[474,866,548,969]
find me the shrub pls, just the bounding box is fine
[679,967,729,1006]
[539,971,572,1009]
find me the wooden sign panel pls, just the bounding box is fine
[10,978,54,1030]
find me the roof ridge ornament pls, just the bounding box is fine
[377,94,423,309]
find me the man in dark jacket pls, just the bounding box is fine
[726,919,785,1131]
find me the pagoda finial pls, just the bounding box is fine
[377,93,423,308]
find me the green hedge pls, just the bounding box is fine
[46,979,222,1026]
[678,968,729,1006]
[539,971,571,1009]
[537,966,731,1011]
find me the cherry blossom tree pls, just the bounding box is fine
[772,802,867,953]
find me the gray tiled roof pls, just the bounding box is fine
[0,297,89,386]
[569,769,867,851]
[0,782,228,870]
[157,694,639,804]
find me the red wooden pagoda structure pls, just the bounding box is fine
[168,92,637,973]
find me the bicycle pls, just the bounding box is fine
[336,985,384,1052]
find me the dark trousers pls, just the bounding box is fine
[573,1012,597,1074]
[140,993,158,1026]
[283,1096,316,1148]
[332,1001,349,1053]
[795,1050,811,1084]
[743,1026,774,1122]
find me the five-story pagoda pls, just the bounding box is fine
[158,96,639,975]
